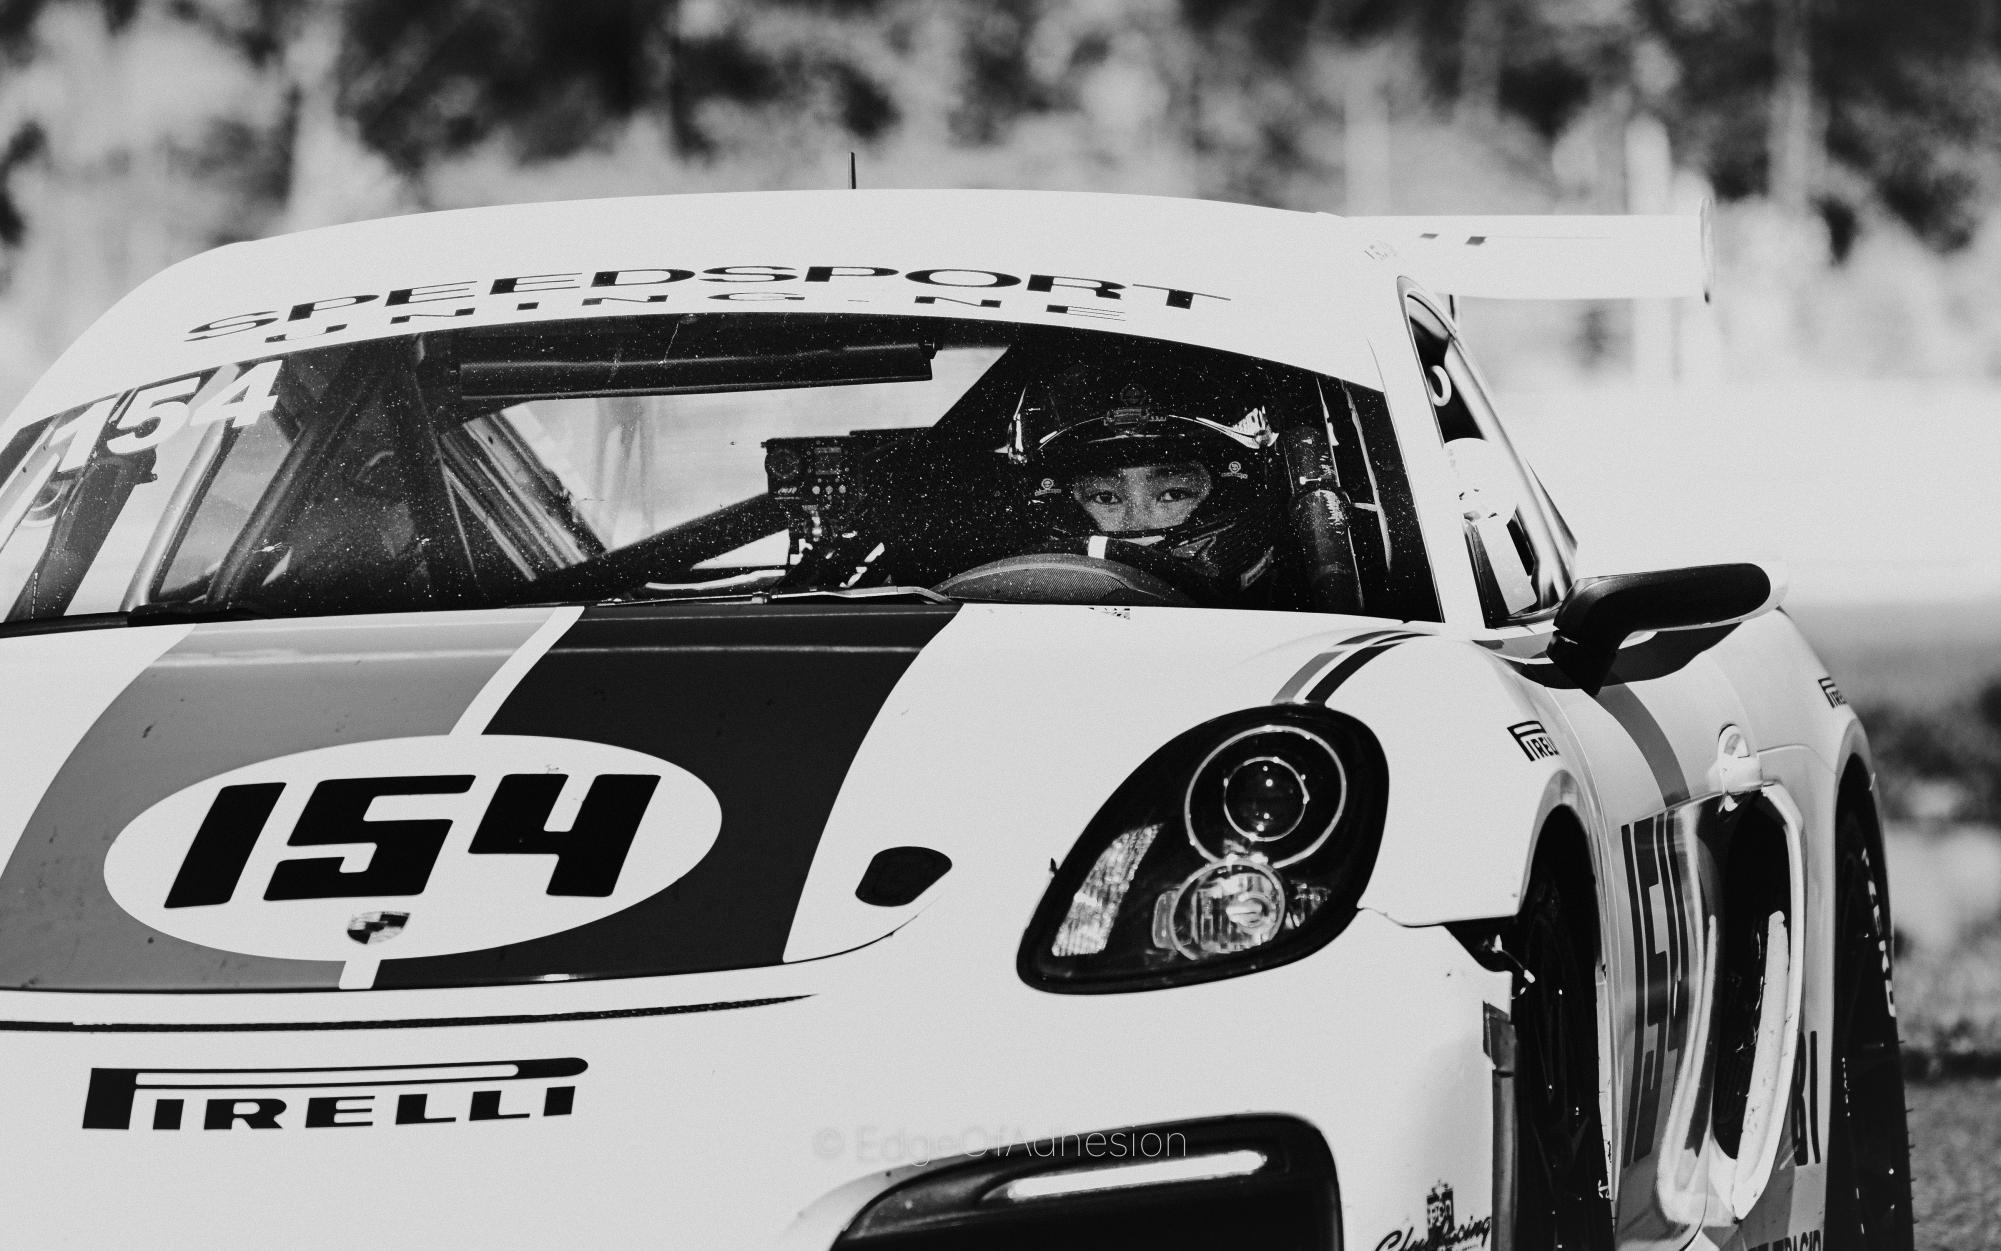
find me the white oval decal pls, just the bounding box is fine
[103,735,722,962]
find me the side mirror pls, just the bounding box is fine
[1547,562,1784,695]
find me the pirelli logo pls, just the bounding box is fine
[82,1057,584,1131]
[1508,720,1559,761]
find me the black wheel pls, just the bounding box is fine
[1512,859,1615,1250]
[1824,807,1914,1251]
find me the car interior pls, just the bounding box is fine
[0,312,1445,625]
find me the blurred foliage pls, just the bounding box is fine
[1897,922,2001,1070]
[332,0,908,167]
[0,0,2000,392]
[1861,677,2001,821]
[1,0,2000,248]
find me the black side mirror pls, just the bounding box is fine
[1547,563,1778,695]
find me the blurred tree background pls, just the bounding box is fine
[0,4,1995,705]
[3,0,2001,395]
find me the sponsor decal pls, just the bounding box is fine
[81,1057,583,1131]
[1621,812,1694,1166]
[51,361,283,467]
[1507,719,1559,761]
[1750,1232,1822,1251]
[185,266,1232,343]
[1789,1027,1823,1165]
[1818,676,1846,708]
[103,735,721,964]
[1374,1182,1493,1251]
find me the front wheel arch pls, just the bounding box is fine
[1507,808,1616,1250]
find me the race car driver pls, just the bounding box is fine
[1065,459,1214,538]
[1011,362,1284,604]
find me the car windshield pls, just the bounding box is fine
[0,312,1436,623]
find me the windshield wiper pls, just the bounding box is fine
[0,601,275,640]
[126,602,274,624]
[625,585,955,607]
[772,586,954,604]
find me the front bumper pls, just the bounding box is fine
[832,1114,1336,1249]
[0,911,1506,1248]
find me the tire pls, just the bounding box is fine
[1823,806,1915,1251]
[1512,858,1615,1251]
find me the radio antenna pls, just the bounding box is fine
[848,152,857,190]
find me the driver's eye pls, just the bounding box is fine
[1158,486,1198,502]
[1085,490,1122,506]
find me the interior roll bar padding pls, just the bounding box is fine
[1280,424,1363,615]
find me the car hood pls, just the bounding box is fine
[0,601,1381,994]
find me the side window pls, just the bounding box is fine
[144,350,356,609]
[1404,295,1571,625]
[153,419,293,603]
[0,405,159,621]
[437,409,604,588]
[0,415,76,615]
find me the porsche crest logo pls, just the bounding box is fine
[347,911,409,945]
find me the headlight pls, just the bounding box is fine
[1019,707,1387,992]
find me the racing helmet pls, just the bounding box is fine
[1005,359,1280,593]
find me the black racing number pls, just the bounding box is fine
[165,782,286,908]
[1790,1028,1823,1165]
[262,775,474,900]
[165,771,657,906]
[1622,812,1692,1167]
[467,773,659,897]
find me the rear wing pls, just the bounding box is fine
[1342,209,1712,301]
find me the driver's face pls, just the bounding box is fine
[1069,462,1212,537]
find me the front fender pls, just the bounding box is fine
[1311,635,1577,926]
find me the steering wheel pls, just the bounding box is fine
[934,553,1195,607]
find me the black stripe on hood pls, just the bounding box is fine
[373,601,956,989]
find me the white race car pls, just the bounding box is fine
[0,190,1909,1250]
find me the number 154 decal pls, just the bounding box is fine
[46,360,284,471]
[104,735,721,963]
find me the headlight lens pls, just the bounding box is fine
[1020,707,1386,992]
[1190,725,1346,863]
[1221,756,1309,839]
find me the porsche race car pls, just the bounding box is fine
[0,190,1911,1250]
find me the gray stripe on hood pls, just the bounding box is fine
[0,610,553,991]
